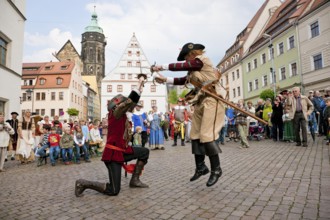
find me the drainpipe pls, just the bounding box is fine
[295,21,304,94]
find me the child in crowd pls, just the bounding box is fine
[60,127,74,165]
[74,126,90,164]
[36,125,51,166]
[53,120,62,135]
[89,120,105,154]
[282,107,295,142]
[48,127,61,166]
[133,126,142,147]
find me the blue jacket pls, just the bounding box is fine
[132,112,148,132]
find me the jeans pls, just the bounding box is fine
[49,146,60,164]
[37,144,49,157]
[75,143,89,162]
[62,148,73,162]
[216,126,226,144]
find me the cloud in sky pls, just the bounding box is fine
[23,0,265,76]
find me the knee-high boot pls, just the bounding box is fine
[129,160,149,188]
[190,154,210,181]
[172,133,178,146]
[75,179,106,197]
[206,154,222,187]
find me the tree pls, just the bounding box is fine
[179,89,189,99]
[66,108,79,117]
[168,89,178,104]
[260,89,275,101]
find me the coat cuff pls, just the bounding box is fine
[129,90,141,104]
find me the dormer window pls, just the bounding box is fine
[60,65,68,70]
[45,66,53,70]
[56,77,63,85]
[39,78,46,85]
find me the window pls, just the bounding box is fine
[120,74,125,79]
[136,51,140,57]
[60,65,68,70]
[151,100,157,107]
[128,51,132,56]
[41,93,45,100]
[127,61,132,67]
[36,93,41,101]
[226,75,229,85]
[128,74,132,79]
[131,85,137,90]
[151,85,156,92]
[280,67,286,80]
[45,66,53,70]
[247,62,251,72]
[24,79,33,86]
[288,36,295,49]
[248,82,253,92]
[254,79,259,90]
[236,70,240,79]
[59,109,63,116]
[136,61,141,67]
[117,85,123,92]
[22,93,27,101]
[56,77,63,85]
[232,72,235,81]
[253,59,257,69]
[107,85,112,92]
[269,47,274,60]
[290,62,297,76]
[310,21,319,38]
[261,53,266,64]
[51,92,56,100]
[237,87,241,97]
[0,37,8,65]
[263,75,268,87]
[39,78,46,85]
[59,92,64,100]
[233,88,236,98]
[278,42,284,55]
[71,93,73,102]
[41,109,45,116]
[36,109,40,115]
[51,109,55,117]
[313,54,323,70]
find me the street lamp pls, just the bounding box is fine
[25,89,34,112]
[263,33,276,99]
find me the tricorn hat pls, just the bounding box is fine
[177,43,205,61]
[136,101,143,107]
[11,112,19,116]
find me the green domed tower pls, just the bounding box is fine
[81,10,107,89]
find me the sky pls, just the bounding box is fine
[23,0,266,77]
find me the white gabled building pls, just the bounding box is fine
[101,33,167,117]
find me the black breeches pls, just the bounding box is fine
[141,131,148,148]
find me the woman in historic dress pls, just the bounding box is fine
[148,106,165,150]
[16,110,35,164]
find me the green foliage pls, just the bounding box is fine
[66,108,79,116]
[179,89,189,99]
[260,89,275,101]
[168,89,178,104]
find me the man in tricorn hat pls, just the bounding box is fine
[5,112,19,161]
[151,42,224,187]
[75,75,149,197]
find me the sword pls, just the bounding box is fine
[190,79,268,125]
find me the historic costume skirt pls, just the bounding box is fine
[16,130,35,162]
[149,128,164,149]
[283,121,295,141]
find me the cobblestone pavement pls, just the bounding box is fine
[0,136,329,220]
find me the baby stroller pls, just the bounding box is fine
[248,122,264,141]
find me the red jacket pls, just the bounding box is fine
[48,133,61,147]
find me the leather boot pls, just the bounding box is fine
[206,155,222,187]
[172,134,177,146]
[75,179,106,197]
[181,139,185,146]
[190,154,209,181]
[129,160,149,188]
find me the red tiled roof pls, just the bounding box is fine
[22,61,75,89]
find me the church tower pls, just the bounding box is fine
[81,9,106,90]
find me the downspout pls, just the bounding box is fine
[295,21,304,94]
